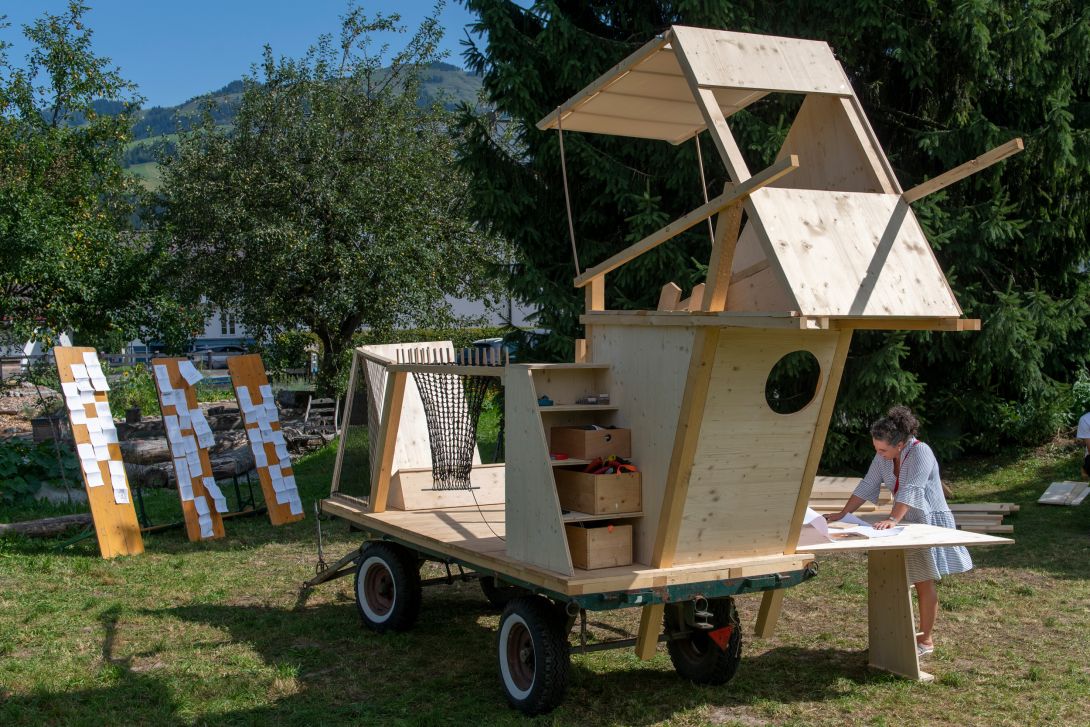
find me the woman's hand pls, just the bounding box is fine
[873,517,900,530]
[823,511,847,522]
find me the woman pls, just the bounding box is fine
[825,406,972,656]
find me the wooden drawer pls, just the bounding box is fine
[550,426,631,459]
[565,523,632,570]
[555,469,641,515]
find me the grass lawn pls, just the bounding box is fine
[1,439,1088,726]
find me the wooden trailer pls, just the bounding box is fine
[314,26,1020,715]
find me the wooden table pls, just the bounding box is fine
[756,524,1012,682]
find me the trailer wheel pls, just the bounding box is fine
[497,596,569,715]
[665,597,742,685]
[480,576,526,610]
[354,542,421,633]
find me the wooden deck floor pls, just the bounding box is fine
[321,494,814,597]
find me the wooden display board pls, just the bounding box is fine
[151,357,226,541]
[227,354,304,525]
[53,347,143,558]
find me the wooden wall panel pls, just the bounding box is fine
[672,329,840,562]
[152,357,226,541]
[54,347,143,558]
[746,187,962,317]
[589,326,694,565]
[672,26,851,96]
[503,366,573,575]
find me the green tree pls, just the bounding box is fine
[0,2,164,346]
[457,1,1090,467]
[161,6,508,393]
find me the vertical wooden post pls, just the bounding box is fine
[701,198,744,312]
[368,370,407,514]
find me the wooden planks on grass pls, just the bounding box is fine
[227,354,304,525]
[54,347,143,558]
[1038,481,1089,506]
[151,357,226,541]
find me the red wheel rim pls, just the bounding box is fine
[505,621,535,691]
[363,562,394,616]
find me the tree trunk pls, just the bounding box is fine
[0,513,92,538]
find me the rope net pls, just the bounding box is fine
[412,369,495,490]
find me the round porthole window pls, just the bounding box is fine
[765,350,821,415]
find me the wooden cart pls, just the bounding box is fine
[313,26,1019,715]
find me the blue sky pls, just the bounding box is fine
[3,1,483,107]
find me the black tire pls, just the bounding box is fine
[480,575,525,610]
[665,597,743,685]
[497,596,570,715]
[354,542,422,633]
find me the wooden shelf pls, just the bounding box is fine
[538,404,619,412]
[525,363,612,370]
[550,458,594,467]
[561,509,643,523]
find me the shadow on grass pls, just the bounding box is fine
[122,592,880,726]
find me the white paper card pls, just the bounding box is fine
[95,402,111,418]
[91,376,109,392]
[113,485,129,504]
[81,459,99,475]
[259,384,273,401]
[174,457,191,485]
[194,496,210,516]
[82,351,99,367]
[203,477,228,513]
[80,390,97,404]
[108,459,126,482]
[66,395,83,411]
[288,493,303,516]
[85,417,102,433]
[94,444,111,461]
[252,444,267,469]
[178,360,203,386]
[198,516,214,539]
[86,469,104,487]
[186,449,201,473]
[89,430,107,448]
[61,382,79,396]
[71,363,88,380]
[103,427,118,444]
[274,443,290,463]
[179,481,194,501]
[154,364,172,390]
[77,442,95,459]
[76,378,95,392]
[70,408,88,425]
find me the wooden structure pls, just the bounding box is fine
[317,27,1020,714]
[151,357,226,541]
[227,354,304,524]
[1038,481,1090,506]
[54,347,143,558]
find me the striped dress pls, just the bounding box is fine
[852,437,973,583]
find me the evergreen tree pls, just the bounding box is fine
[457,0,1090,467]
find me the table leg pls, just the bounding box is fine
[755,589,784,637]
[867,549,933,682]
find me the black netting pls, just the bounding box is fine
[412,370,495,490]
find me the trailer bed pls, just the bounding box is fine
[321,494,815,598]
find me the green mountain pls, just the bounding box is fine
[121,62,482,190]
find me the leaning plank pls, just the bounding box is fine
[903,138,1023,203]
[573,156,799,288]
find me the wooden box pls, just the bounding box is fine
[550,426,631,459]
[554,470,641,515]
[565,523,633,570]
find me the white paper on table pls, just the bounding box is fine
[108,459,126,482]
[95,401,111,418]
[71,363,88,379]
[80,390,97,404]
[153,364,172,390]
[70,408,88,425]
[838,512,872,527]
[178,359,204,386]
[81,459,100,475]
[829,525,905,539]
[61,381,79,397]
[94,444,111,461]
[113,486,130,504]
[86,469,104,487]
[85,417,102,433]
[89,430,107,448]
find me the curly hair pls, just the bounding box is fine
[869,405,919,445]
